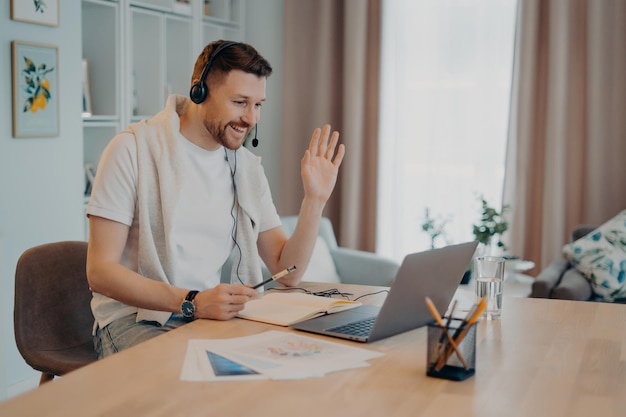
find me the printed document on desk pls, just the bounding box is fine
[180,330,383,381]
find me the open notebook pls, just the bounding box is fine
[238,293,362,326]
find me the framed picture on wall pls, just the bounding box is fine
[11,41,60,138]
[11,0,59,27]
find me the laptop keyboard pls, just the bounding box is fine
[327,317,376,337]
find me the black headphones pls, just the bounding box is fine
[189,41,238,104]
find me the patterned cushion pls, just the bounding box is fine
[562,210,626,301]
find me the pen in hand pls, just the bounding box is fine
[251,265,297,290]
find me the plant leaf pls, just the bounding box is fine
[23,57,36,73]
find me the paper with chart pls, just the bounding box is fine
[180,330,384,381]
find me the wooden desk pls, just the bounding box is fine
[2,283,626,417]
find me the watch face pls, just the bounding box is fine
[181,300,195,318]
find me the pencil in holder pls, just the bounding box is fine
[426,318,477,381]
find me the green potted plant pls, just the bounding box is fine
[471,197,509,254]
[421,208,450,249]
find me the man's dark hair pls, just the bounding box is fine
[191,40,273,94]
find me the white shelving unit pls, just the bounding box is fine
[81,0,244,238]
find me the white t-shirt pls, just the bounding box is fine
[171,134,236,288]
[87,131,281,328]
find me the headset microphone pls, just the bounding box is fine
[251,124,259,147]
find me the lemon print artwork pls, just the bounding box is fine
[21,56,54,113]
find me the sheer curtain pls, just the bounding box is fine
[377,0,518,261]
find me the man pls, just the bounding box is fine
[86,40,345,358]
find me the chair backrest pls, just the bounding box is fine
[14,241,97,376]
[280,216,339,249]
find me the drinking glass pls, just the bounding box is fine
[474,256,505,320]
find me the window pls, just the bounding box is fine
[378,0,517,261]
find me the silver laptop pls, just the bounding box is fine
[290,241,478,342]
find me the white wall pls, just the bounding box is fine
[0,1,84,399]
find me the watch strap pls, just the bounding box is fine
[185,290,199,302]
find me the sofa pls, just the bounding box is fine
[221,216,400,287]
[531,224,626,303]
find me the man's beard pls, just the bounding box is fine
[204,118,250,150]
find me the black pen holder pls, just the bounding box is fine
[426,319,476,381]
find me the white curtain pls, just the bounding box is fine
[378,0,518,261]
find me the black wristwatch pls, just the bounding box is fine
[180,290,199,318]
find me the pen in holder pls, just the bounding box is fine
[426,318,477,381]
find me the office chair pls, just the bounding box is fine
[14,241,97,385]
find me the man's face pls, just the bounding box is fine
[202,70,266,150]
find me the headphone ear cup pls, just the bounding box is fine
[189,82,207,104]
[190,41,237,104]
